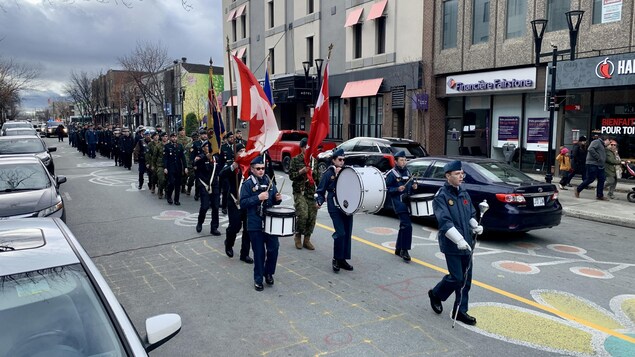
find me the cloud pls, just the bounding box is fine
[0,0,223,111]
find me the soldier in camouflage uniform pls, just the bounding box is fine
[152,132,169,199]
[288,138,320,250]
[145,132,160,194]
[177,127,193,194]
[184,131,198,196]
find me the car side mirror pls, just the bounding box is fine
[56,175,67,185]
[144,313,182,352]
[48,146,57,152]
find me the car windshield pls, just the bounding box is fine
[0,138,45,154]
[388,144,428,157]
[4,129,36,136]
[3,123,32,130]
[280,132,307,141]
[471,162,533,184]
[0,264,126,356]
[0,163,50,191]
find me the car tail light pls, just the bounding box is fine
[496,193,526,204]
[552,191,558,200]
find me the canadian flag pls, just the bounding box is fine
[304,62,330,185]
[231,55,280,177]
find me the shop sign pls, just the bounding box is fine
[557,52,635,89]
[527,117,550,151]
[602,0,622,23]
[497,116,519,142]
[445,68,536,95]
[601,117,635,135]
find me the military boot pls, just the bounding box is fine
[294,233,302,249]
[158,189,163,199]
[186,186,192,196]
[302,235,315,250]
[151,185,156,194]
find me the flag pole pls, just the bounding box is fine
[226,36,239,197]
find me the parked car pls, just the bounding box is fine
[0,135,56,175]
[46,122,67,137]
[268,130,338,173]
[316,137,428,174]
[404,156,562,233]
[2,127,39,136]
[0,218,182,356]
[0,121,34,135]
[0,156,66,221]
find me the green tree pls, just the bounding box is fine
[185,112,198,136]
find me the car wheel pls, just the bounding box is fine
[628,191,635,203]
[317,161,328,175]
[282,155,291,173]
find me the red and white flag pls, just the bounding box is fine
[231,55,280,177]
[304,62,330,185]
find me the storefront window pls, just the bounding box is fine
[350,96,383,138]
[592,88,635,160]
[329,98,343,140]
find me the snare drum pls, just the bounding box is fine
[335,166,386,215]
[409,193,435,217]
[264,206,296,236]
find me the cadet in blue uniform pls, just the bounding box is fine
[385,150,418,262]
[240,156,282,291]
[428,161,483,326]
[163,133,188,205]
[193,132,221,236]
[316,149,354,272]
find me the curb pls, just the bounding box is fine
[563,208,635,229]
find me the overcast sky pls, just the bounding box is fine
[0,0,223,112]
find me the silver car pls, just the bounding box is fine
[0,218,182,356]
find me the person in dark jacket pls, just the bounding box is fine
[566,136,588,185]
[84,125,98,158]
[240,155,282,291]
[119,128,135,170]
[193,133,221,235]
[134,131,152,190]
[56,124,65,142]
[385,151,418,262]
[575,135,610,200]
[163,133,188,205]
[428,160,483,326]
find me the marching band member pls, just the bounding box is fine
[385,150,417,262]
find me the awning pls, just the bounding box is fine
[367,0,388,20]
[235,4,246,17]
[340,78,383,98]
[344,8,364,27]
[237,47,246,59]
[225,96,238,107]
[226,9,237,22]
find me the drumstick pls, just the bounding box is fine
[278,178,286,192]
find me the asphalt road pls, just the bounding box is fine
[50,137,635,357]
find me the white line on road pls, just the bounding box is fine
[64,192,72,201]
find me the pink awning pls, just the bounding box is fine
[341,78,383,98]
[226,96,238,107]
[344,8,364,27]
[367,0,388,20]
[235,4,246,17]
[237,47,246,59]
[226,9,237,22]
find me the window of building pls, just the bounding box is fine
[592,0,602,24]
[268,48,275,75]
[472,0,490,44]
[268,1,274,29]
[376,16,386,54]
[443,0,458,49]
[241,49,247,66]
[546,0,570,31]
[353,23,362,59]
[306,36,314,65]
[329,98,343,140]
[232,19,237,42]
[351,96,383,138]
[308,0,314,14]
[241,14,247,38]
[506,0,526,38]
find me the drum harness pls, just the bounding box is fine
[390,168,419,204]
[198,155,217,194]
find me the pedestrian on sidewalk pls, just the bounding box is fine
[556,147,572,190]
[569,136,588,185]
[605,139,623,199]
[575,135,610,200]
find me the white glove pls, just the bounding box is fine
[469,218,484,235]
[445,227,471,251]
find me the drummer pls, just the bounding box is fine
[385,150,418,262]
[316,148,354,273]
[240,155,283,292]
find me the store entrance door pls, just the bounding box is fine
[446,117,462,156]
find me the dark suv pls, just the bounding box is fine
[316,137,428,173]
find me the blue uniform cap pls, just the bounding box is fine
[299,137,308,148]
[331,148,345,159]
[394,150,406,158]
[443,160,462,173]
[250,156,264,165]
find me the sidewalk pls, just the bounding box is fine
[526,173,635,229]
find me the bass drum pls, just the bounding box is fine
[335,166,386,215]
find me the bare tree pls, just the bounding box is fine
[118,40,171,131]
[0,56,40,123]
[64,70,101,119]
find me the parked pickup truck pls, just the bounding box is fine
[268,130,338,173]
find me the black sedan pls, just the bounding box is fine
[406,156,562,233]
[0,135,56,175]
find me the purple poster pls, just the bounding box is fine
[527,117,550,143]
[498,116,519,141]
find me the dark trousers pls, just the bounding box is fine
[57,134,64,142]
[112,148,120,164]
[138,162,147,188]
[87,143,96,158]
[432,254,472,313]
[166,172,183,203]
[576,164,606,198]
[328,209,353,260]
[122,152,132,169]
[250,230,279,285]
[395,212,413,251]
[197,184,219,230]
[225,199,251,259]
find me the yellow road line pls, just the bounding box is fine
[315,222,635,345]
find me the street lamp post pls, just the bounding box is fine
[531,10,584,183]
